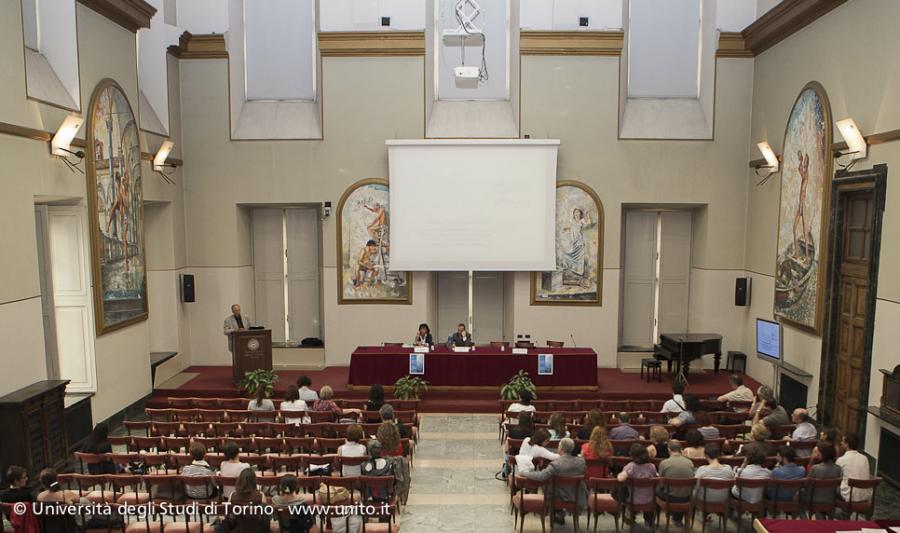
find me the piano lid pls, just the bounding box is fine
[659,333,723,342]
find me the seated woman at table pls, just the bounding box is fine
[450,323,474,347]
[414,323,433,346]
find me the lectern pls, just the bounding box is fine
[231,329,272,383]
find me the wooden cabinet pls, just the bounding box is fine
[0,380,70,479]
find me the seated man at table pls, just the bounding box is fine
[450,323,474,347]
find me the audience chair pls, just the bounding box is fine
[219,398,247,410]
[108,452,140,472]
[691,478,733,533]
[163,437,190,453]
[656,477,695,533]
[144,474,181,503]
[69,473,112,503]
[73,452,110,474]
[302,454,337,475]
[587,478,620,533]
[623,477,658,533]
[254,436,286,455]
[270,455,304,475]
[108,436,134,450]
[764,478,807,518]
[836,477,881,519]
[178,475,217,503]
[511,476,548,533]
[123,420,152,436]
[140,453,171,474]
[730,477,768,533]
[307,411,336,424]
[285,436,317,454]
[225,409,251,422]
[804,477,841,520]
[335,455,371,476]
[193,398,220,409]
[108,474,150,505]
[317,437,345,455]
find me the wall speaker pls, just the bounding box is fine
[181,274,195,303]
[734,277,750,307]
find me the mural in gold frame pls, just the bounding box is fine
[531,180,604,305]
[336,178,411,304]
[85,79,148,335]
[773,81,833,334]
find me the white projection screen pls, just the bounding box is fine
[387,139,559,271]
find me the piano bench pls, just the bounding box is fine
[641,358,662,383]
[726,351,747,374]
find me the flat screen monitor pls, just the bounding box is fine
[756,318,782,364]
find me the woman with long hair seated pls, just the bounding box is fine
[581,426,613,479]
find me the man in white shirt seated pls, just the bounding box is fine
[788,408,817,441]
[835,432,873,502]
[661,381,685,414]
[505,389,536,425]
[716,374,754,404]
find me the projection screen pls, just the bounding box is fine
[387,139,559,271]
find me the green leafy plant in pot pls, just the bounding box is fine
[393,375,429,400]
[500,370,537,400]
[238,369,279,398]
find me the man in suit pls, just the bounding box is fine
[223,304,251,352]
[521,438,586,525]
[450,323,474,347]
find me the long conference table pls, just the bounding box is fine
[348,345,599,388]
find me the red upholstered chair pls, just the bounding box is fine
[69,473,112,503]
[178,475,217,503]
[219,398,248,410]
[622,477,658,532]
[317,437,345,455]
[73,451,111,474]
[764,478,807,518]
[551,475,586,531]
[285,436,317,454]
[254,436,285,455]
[270,455,304,475]
[108,474,150,505]
[152,421,182,437]
[691,478,733,533]
[835,477,881,519]
[587,477,620,532]
[225,409,251,422]
[655,477,695,533]
[144,474,181,503]
[512,476,548,533]
[335,455,370,477]
[124,420,152,436]
[804,477,841,519]
[193,398,220,409]
[729,477,768,533]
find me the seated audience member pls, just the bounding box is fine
[364,384,385,412]
[0,466,31,503]
[248,385,274,412]
[548,413,569,440]
[338,424,368,476]
[271,475,313,533]
[296,375,319,403]
[617,443,659,527]
[768,445,805,501]
[182,442,216,499]
[732,451,771,504]
[312,385,360,420]
[696,412,721,441]
[609,412,640,441]
[694,443,735,503]
[227,469,269,532]
[506,390,536,425]
[219,440,250,498]
[577,410,606,440]
[508,411,536,440]
[682,429,707,459]
[81,423,116,474]
[749,385,775,418]
[523,438,587,526]
[661,381,686,414]
[35,469,79,504]
[280,385,308,425]
[647,425,671,459]
[414,323,433,347]
[450,323,474,347]
[376,421,404,458]
[657,441,694,526]
[757,399,790,429]
[379,404,410,439]
[810,427,842,464]
[805,444,842,507]
[517,429,560,472]
[788,408,817,442]
[669,395,700,427]
[230,468,264,504]
[737,423,773,458]
[717,374,754,404]
[836,432,872,502]
[581,425,613,479]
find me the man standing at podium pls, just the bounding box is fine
[224,304,252,352]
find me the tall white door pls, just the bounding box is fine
[657,211,692,335]
[621,211,658,347]
[34,206,59,379]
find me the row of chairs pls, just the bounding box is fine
[124,420,408,439]
[143,408,420,425]
[511,473,881,533]
[163,396,420,411]
[498,399,753,413]
[506,437,817,460]
[510,410,751,425]
[73,452,393,478]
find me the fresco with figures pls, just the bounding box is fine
[774,82,832,333]
[532,181,604,305]
[86,80,147,334]
[337,179,410,304]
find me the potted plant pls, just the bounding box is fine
[238,368,279,398]
[500,370,536,400]
[393,375,429,400]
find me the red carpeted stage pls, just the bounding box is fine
[149,366,759,413]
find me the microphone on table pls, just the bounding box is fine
[570,333,577,348]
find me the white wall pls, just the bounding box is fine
[716,0,758,31]
[627,0,700,98]
[436,0,509,100]
[319,0,426,31]
[244,0,316,101]
[175,0,228,34]
[520,0,623,30]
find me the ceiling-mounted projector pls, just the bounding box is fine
[454,66,481,79]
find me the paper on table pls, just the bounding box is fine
[861,529,887,533]
[512,348,528,355]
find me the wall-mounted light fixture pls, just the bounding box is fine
[835,118,867,161]
[50,115,84,158]
[755,141,779,185]
[153,140,175,171]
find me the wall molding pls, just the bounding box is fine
[519,31,624,56]
[748,128,900,167]
[0,121,183,167]
[716,32,752,58]
[76,0,156,33]
[318,32,425,57]
[167,32,228,59]
[741,0,848,55]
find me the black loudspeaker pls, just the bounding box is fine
[181,274,195,303]
[735,277,750,307]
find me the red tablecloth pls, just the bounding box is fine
[348,346,598,387]
[755,519,900,533]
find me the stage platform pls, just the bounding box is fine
[149,366,760,413]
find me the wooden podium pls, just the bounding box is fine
[231,329,272,383]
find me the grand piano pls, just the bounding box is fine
[654,333,723,378]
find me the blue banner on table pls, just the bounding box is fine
[409,353,425,375]
[538,353,554,375]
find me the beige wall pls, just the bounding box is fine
[743,0,900,458]
[0,1,188,422]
